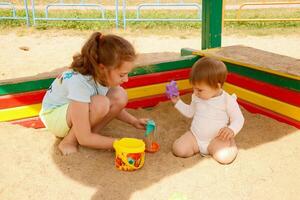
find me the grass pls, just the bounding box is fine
[1,7,300,36]
[7,0,293,6]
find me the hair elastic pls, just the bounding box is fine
[99,34,104,40]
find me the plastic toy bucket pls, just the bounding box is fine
[113,138,145,171]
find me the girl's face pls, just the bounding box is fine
[105,61,134,87]
[193,82,222,100]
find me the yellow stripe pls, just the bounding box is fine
[127,79,191,99]
[224,83,300,121]
[193,49,300,81]
[1,80,299,122]
[0,104,42,122]
[0,80,192,122]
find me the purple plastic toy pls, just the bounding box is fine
[166,80,179,99]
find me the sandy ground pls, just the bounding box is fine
[1,30,300,200]
[1,31,300,80]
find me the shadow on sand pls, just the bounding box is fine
[51,95,297,200]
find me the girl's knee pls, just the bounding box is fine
[109,87,128,107]
[91,95,110,115]
[213,147,238,165]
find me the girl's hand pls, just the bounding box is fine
[131,118,148,130]
[217,127,234,141]
[170,96,180,104]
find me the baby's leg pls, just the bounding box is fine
[207,138,238,164]
[172,131,199,158]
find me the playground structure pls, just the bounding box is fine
[1,0,203,28]
[0,0,30,26]
[30,0,119,29]
[183,46,300,128]
[0,0,299,129]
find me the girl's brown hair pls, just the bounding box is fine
[70,32,136,85]
[190,57,228,88]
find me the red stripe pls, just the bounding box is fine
[11,117,45,129]
[227,73,300,107]
[238,99,300,129]
[126,89,192,109]
[10,89,193,129]
[0,69,191,109]
[10,90,299,129]
[0,90,46,109]
[3,69,299,109]
[122,68,191,88]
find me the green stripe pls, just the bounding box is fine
[130,55,199,76]
[181,51,299,92]
[0,55,199,96]
[1,54,298,95]
[226,62,300,92]
[0,79,54,96]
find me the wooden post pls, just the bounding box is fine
[201,0,223,50]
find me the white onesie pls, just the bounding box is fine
[175,90,244,155]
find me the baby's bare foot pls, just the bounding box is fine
[58,140,78,155]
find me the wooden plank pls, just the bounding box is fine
[0,90,46,109]
[11,90,300,129]
[0,104,42,122]
[2,78,300,122]
[3,69,300,111]
[194,46,300,80]
[126,89,192,109]
[129,55,198,76]
[0,80,192,122]
[126,79,191,100]
[238,99,300,129]
[10,89,193,129]
[0,78,54,96]
[224,83,300,121]
[227,73,300,107]
[11,117,45,129]
[226,62,300,91]
[3,70,300,110]
[123,68,190,88]
[193,50,300,91]
[0,68,191,109]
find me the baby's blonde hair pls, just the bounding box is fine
[190,57,228,88]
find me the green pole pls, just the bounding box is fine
[201,0,223,50]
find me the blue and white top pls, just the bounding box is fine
[40,70,109,114]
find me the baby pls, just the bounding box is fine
[169,57,244,164]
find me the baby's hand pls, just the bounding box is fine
[170,96,180,104]
[217,127,234,141]
[131,118,148,130]
[166,80,179,100]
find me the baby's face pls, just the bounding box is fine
[193,82,221,100]
[105,61,134,87]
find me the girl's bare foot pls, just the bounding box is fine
[58,130,78,155]
[58,140,78,155]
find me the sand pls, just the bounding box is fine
[0,30,300,200]
[1,31,300,80]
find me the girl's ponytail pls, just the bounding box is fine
[70,31,136,85]
[70,32,103,82]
